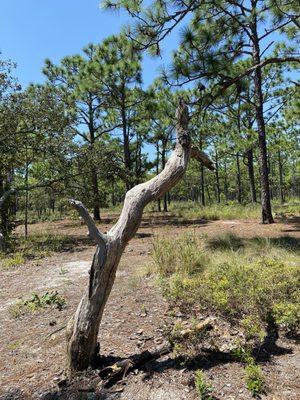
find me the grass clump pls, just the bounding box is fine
[194,369,214,399]
[152,232,300,340]
[0,252,25,268]
[168,201,261,220]
[9,291,66,318]
[153,234,209,277]
[1,233,80,268]
[19,233,78,256]
[165,199,299,221]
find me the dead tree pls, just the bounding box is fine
[67,99,213,372]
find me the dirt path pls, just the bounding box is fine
[0,216,299,399]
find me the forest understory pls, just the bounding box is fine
[0,212,299,400]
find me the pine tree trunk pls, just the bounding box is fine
[91,167,100,221]
[236,153,242,204]
[89,122,101,221]
[111,181,116,207]
[224,161,229,201]
[162,145,168,212]
[206,185,211,204]
[135,132,142,185]
[156,143,161,212]
[200,164,205,206]
[24,161,29,239]
[251,20,274,223]
[199,135,205,206]
[246,148,257,203]
[278,150,285,204]
[0,177,7,251]
[121,96,131,192]
[215,149,221,203]
[67,100,192,372]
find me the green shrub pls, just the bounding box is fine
[153,233,300,339]
[194,369,213,400]
[245,364,265,396]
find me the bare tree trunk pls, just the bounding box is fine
[121,95,131,192]
[200,164,205,206]
[111,180,116,207]
[246,148,257,203]
[66,100,195,372]
[89,122,101,221]
[251,16,274,223]
[0,177,6,251]
[236,153,242,204]
[91,167,100,221]
[24,158,29,239]
[278,150,285,204]
[224,160,229,201]
[215,149,221,203]
[161,144,168,212]
[156,142,161,212]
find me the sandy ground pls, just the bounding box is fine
[0,214,299,399]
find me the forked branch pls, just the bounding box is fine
[68,199,106,246]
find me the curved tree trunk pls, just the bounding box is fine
[66,100,193,372]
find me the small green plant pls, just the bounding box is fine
[194,369,213,399]
[9,291,66,318]
[245,363,265,397]
[59,266,69,275]
[232,344,265,397]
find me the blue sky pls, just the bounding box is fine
[1,1,297,92]
[0,0,173,88]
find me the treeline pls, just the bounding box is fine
[0,0,299,247]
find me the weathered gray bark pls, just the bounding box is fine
[66,100,196,372]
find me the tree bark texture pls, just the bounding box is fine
[67,99,193,372]
[236,153,242,204]
[251,13,274,223]
[278,150,285,204]
[246,148,257,203]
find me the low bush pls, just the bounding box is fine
[152,233,300,340]
[245,363,265,397]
